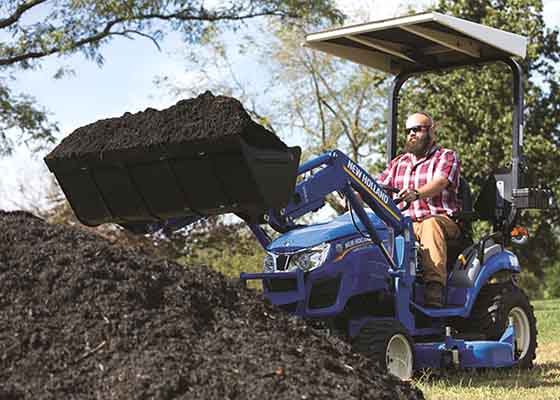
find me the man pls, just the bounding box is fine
[378,112,461,307]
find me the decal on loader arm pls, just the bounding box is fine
[274,151,406,235]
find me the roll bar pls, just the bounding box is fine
[386,57,524,192]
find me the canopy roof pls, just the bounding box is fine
[304,12,527,75]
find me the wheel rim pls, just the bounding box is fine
[386,334,413,380]
[509,306,531,359]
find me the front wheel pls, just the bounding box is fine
[351,319,415,380]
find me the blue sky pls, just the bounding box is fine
[1,0,559,210]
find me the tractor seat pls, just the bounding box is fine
[447,239,503,287]
[446,177,475,269]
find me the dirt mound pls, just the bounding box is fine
[45,91,286,161]
[0,211,423,399]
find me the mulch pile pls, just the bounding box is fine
[45,91,286,161]
[0,211,424,399]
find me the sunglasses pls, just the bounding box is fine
[406,125,431,134]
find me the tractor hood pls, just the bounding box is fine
[267,211,387,251]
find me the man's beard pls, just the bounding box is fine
[404,133,431,157]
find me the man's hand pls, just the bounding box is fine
[398,188,420,203]
[397,176,451,204]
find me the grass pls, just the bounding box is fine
[415,299,560,399]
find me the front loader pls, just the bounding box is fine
[45,13,556,379]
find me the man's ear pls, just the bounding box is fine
[429,123,437,142]
[429,122,437,134]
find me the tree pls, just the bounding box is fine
[265,23,389,165]
[157,12,390,165]
[155,1,560,294]
[0,0,342,156]
[177,217,266,280]
[156,18,392,219]
[394,0,560,292]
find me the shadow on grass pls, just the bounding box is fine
[415,361,560,390]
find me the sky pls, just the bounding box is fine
[1,0,559,211]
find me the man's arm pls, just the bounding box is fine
[399,149,459,203]
[398,176,449,203]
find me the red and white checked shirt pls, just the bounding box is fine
[378,145,461,222]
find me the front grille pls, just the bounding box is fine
[264,253,290,272]
[265,278,297,292]
[275,255,290,271]
[308,275,341,309]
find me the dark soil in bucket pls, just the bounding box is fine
[0,211,424,400]
[45,91,286,161]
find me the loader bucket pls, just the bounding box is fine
[44,92,301,226]
[45,138,300,226]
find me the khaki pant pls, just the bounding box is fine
[413,215,461,286]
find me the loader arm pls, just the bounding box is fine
[266,150,406,233]
[253,150,409,269]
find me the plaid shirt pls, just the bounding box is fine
[378,145,461,222]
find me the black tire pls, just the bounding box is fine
[454,282,537,368]
[351,319,415,380]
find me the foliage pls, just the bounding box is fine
[177,217,265,280]
[159,1,560,287]
[154,5,386,215]
[264,22,389,165]
[156,5,389,167]
[0,0,343,156]
[543,261,560,299]
[154,24,282,134]
[517,269,543,299]
[0,80,58,155]
[393,0,560,278]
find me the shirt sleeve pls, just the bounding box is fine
[434,149,460,189]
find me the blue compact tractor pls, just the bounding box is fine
[238,13,555,378]
[45,13,556,379]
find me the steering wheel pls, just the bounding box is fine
[380,184,411,211]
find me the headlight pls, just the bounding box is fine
[263,253,275,273]
[287,243,330,272]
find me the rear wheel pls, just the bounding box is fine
[455,282,537,368]
[352,319,415,380]
[509,305,533,363]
